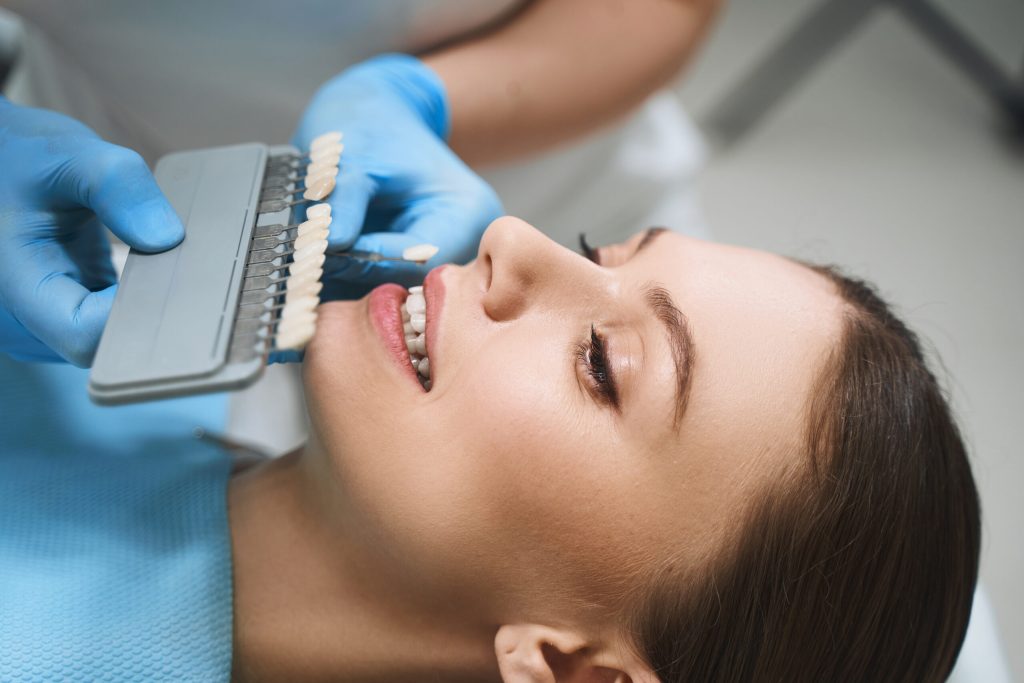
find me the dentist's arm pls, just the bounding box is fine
[425,0,723,165]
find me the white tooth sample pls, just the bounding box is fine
[410,313,426,334]
[311,131,343,149]
[410,357,420,370]
[306,203,332,219]
[403,321,414,335]
[287,280,323,301]
[287,266,323,292]
[406,292,425,315]
[289,253,325,278]
[408,286,423,295]
[305,161,338,178]
[307,152,340,168]
[304,168,337,188]
[276,320,317,350]
[293,239,328,263]
[303,175,336,201]
[417,357,430,378]
[310,143,343,163]
[297,215,331,237]
[400,303,410,321]
[282,296,319,319]
[402,244,439,263]
[413,334,426,356]
[405,335,417,355]
[293,228,329,251]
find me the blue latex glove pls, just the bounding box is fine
[293,54,502,299]
[0,98,184,366]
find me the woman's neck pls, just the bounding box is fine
[228,451,500,683]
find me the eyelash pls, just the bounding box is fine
[575,325,620,410]
[574,234,618,409]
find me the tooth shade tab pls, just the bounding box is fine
[307,152,340,168]
[293,228,329,251]
[304,167,337,187]
[289,254,325,279]
[281,295,319,318]
[402,244,439,263]
[311,131,343,149]
[286,280,323,300]
[306,203,332,219]
[293,240,328,265]
[297,215,331,236]
[275,318,317,350]
[408,286,423,295]
[303,176,336,201]
[310,143,344,163]
[305,161,338,178]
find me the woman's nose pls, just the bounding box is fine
[478,216,591,321]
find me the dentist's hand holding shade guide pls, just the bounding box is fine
[87,131,438,405]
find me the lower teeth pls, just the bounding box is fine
[401,292,431,389]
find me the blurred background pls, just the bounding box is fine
[674,0,1023,677]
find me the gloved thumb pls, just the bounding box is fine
[323,164,375,251]
[61,144,185,253]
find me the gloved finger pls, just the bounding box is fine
[6,259,117,366]
[54,142,185,253]
[0,307,64,363]
[324,164,376,251]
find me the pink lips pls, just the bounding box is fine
[367,283,421,389]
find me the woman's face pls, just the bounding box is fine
[304,218,843,617]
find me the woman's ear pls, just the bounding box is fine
[494,624,659,683]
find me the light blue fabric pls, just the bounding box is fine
[0,355,233,682]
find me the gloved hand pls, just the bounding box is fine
[293,53,502,298]
[0,98,184,366]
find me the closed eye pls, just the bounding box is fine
[575,324,620,411]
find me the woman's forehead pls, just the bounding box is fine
[620,231,844,511]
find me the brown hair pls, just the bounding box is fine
[630,266,981,682]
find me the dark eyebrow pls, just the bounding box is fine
[643,283,695,431]
[629,227,695,428]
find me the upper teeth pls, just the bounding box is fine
[401,285,432,390]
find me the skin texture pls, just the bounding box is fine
[230,219,845,683]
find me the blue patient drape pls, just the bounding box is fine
[0,356,234,682]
